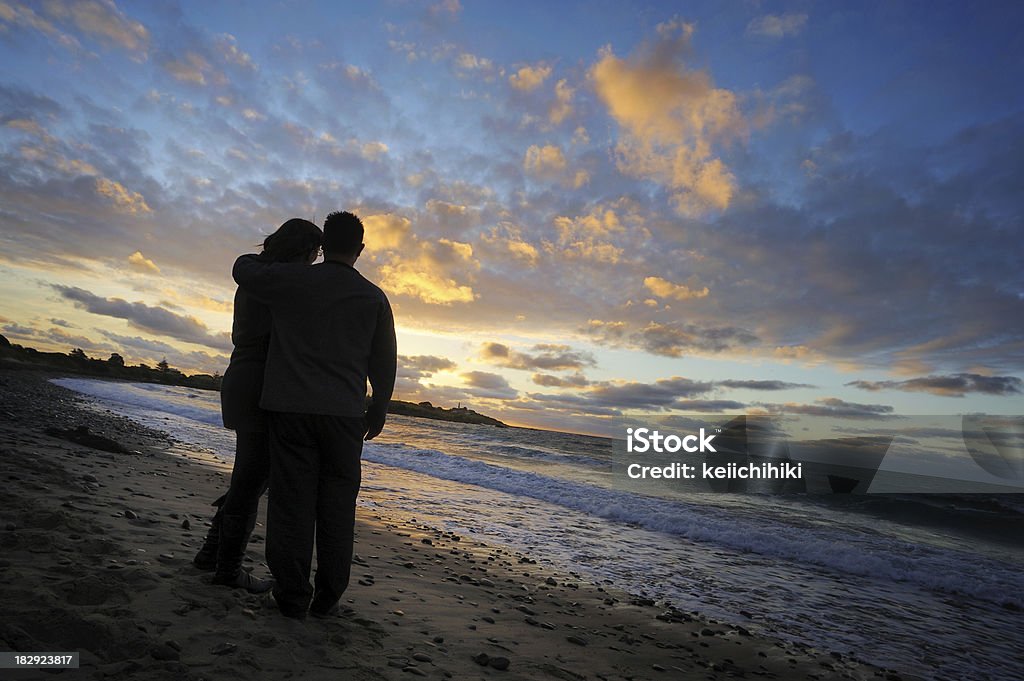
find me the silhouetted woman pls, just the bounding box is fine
[193,218,322,592]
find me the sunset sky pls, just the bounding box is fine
[1,0,1022,432]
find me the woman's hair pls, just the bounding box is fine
[261,218,323,263]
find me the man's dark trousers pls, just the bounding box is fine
[266,411,364,617]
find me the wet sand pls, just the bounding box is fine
[0,369,910,680]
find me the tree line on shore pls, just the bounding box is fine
[0,334,223,390]
[0,334,506,427]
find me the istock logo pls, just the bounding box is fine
[625,427,718,453]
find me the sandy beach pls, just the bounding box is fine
[0,368,910,681]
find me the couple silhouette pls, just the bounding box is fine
[193,211,397,620]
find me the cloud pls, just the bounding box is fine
[214,33,255,71]
[643,275,709,300]
[0,2,70,47]
[159,28,260,91]
[764,398,896,420]
[847,374,1023,397]
[480,226,539,265]
[461,370,518,399]
[549,78,574,124]
[377,239,477,305]
[0,2,157,59]
[156,287,232,314]
[5,118,49,139]
[363,213,412,251]
[42,0,149,56]
[127,250,160,274]
[523,143,566,175]
[396,354,458,396]
[163,51,217,86]
[590,18,745,215]
[400,354,457,377]
[509,63,552,91]
[674,399,745,412]
[756,75,824,127]
[523,143,588,187]
[46,325,120,354]
[360,141,389,160]
[95,177,151,213]
[97,330,229,374]
[480,342,595,371]
[746,13,808,38]
[586,319,758,357]
[53,285,231,351]
[584,376,714,410]
[429,0,462,19]
[0,84,62,122]
[521,392,625,418]
[532,372,590,388]
[717,379,815,391]
[454,51,496,78]
[2,322,37,338]
[378,263,474,304]
[547,206,625,263]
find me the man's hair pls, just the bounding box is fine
[322,211,364,255]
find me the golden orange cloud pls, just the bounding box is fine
[524,144,589,188]
[378,260,476,305]
[128,251,161,274]
[509,63,552,91]
[643,275,709,300]
[590,19,745,215]
[363,213,412,251]
[524,144,567,174]
[480,226,540,266]
[547,206,626,263]
[377,238,477,306]
[95,177,151,214]
[549,79,574,124]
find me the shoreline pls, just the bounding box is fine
[0,369,905,680]
[0,350,507,428]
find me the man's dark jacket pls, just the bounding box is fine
[232,255,397,417]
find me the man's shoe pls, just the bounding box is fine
[309,605,338,619]
[193,549,217,571]
[268,591,307,620]
[310,604,356,619]
[310,592,355,619]
[212,568,274,594]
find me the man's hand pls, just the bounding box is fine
[364,403,387,441]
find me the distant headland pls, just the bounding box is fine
[0,335,506,428]
[387,400,506,427]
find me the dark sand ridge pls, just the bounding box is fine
[0,369,913,680]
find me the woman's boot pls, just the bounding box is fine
[192,494,226,570]
[211,512,272,593]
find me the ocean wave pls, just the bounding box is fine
[365,441,1024,609]
[485,442,608,468]
[51,377,1024,610]
[52,378,223,427]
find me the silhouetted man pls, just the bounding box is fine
[233,210,397,619]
